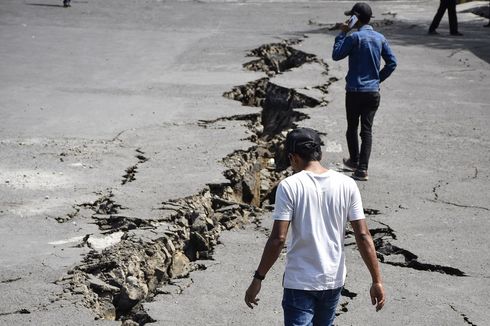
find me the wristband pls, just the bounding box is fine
[253,270,265,281]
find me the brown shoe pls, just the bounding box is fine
[343,158,358,171]
[352,169,368,181]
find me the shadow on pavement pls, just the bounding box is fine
[301,18,490,64]
[26,3,64,7]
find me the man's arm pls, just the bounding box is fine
[332,26,355,61]
[244,220,290,309]
[379,39,397,82]
[350,219,385,311]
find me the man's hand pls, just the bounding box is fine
[370,282,385,311]
[244,279,262,309]
[339,22,350,33]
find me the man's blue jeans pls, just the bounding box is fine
[282,287,342,326]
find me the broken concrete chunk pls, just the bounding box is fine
[122,276,148,302]
[164,238,176,254]
[170,251,190,278]
[87,274,119,293]
[190,214,208,233]
[87,231,124,251]
[98,296,116,321]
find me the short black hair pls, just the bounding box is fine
[285,128,323,162]
[296,146,322,162]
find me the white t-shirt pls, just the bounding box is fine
[272,169,365,290]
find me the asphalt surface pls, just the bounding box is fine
[1,0,489,325]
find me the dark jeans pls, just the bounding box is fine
[429,0,458,34]
[282,287,342,326]
[345,91,380,171]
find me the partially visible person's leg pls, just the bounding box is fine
[283,289,315,326]
[358,92,380,172]
[429,0,448,33]
[447,0,461,35]
[345,92,362,165]
[485,1,490,27]
[312,287,342,326]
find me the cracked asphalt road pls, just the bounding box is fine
[1,0,489,325]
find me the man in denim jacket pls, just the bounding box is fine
[332,2,397,181]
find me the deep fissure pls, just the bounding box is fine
[58,39,330,324]
[55,36,469,324]
[243,39,326,76]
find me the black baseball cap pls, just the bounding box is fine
[285,128,322,155]
[344,2,374,21]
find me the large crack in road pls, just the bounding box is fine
[54,39,330,325]
[53,36,471,325]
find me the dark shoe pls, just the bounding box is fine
[343,158,358,171]
[63,1,71,7]
[450,32,463,36]
[428,30,439,35]
[352,169,368,181]
[484,23,490,28]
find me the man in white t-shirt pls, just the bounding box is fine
[244,128,385,325]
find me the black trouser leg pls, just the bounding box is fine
[346,94,361,164]
[447,2,458,34]
[429,0,448,32]
[345,92,380,171]
[358,94,380,171]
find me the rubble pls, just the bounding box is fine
[243,40,326,76]
[58,39,330,324]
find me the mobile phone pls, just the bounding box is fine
[347,15,358,29]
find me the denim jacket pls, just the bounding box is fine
[332,25,397,92]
